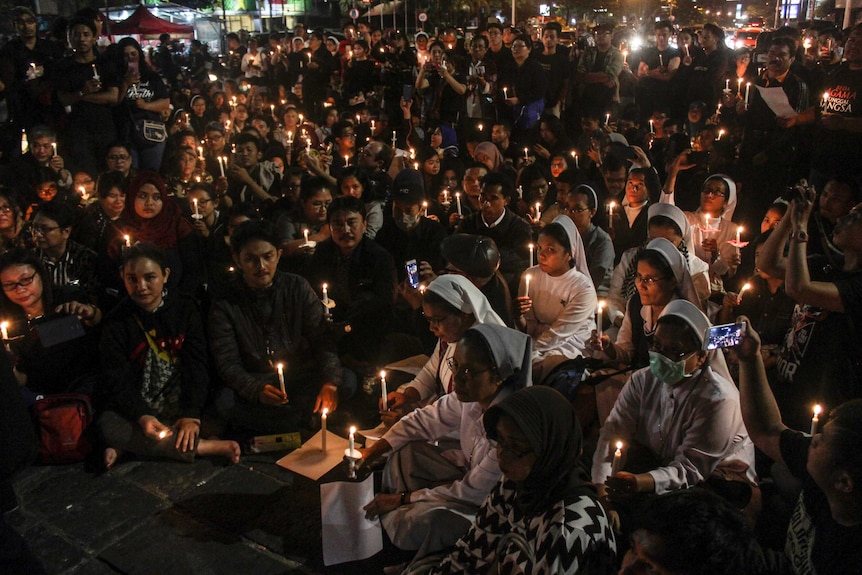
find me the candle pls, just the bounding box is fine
[745,82,751,107]
[717,129,725,140]
[78,185,86,199]
[193,198,200,217]
[529,243,535,266]
[534,202,542,221]
[573,151,579,169]
[303,228,310,244]
[217,156,225,177]
[737,282,751,305]
[392,131,397,149]
[725,78,730,91]
[623,49,629,63]
[299,114,304,124]
[736,226,743,244]
[0,321,8,341]
[308,53,312,63]
[380,370,388,411]
[823,91,830,107]
[158,430,168,439]
[737,77,743,95]
[503,86,508,99]
[477,123,483,132]
[92,63,100,81]
[124,235,131,247]
[277,363,286,395]
[348,426,356,454]
[197,146,204,161]
[605,113,610,125]
[442,189,449,204]
[523,147,529,160]
[344,154,349,167]
[51,143,57,156]
[371,120,376,131]
[270,104,275,115]
[596,300,605,338]
[422,201,428,217]
[810,404,822,435]
[608,201,616,218]
[517,185,523,200]
[524,273,531,297]
[611,441,623,475]
[455,192,462,216]
[287,131,293,145]
[321,408,328,452]
[658,54,664,68]
[683,43,689,57]
[649,119,654,133]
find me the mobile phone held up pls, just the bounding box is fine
[705,322,746,350]
[405,259,420,289]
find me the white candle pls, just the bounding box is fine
[503,86,508,99]
[0,321,8,341]
[349,426,356,453]
[277,363,286,395]
[51,143,57,157]
[658,54,664,68]
[573,151,579,169]
[810,404,822,435]
[193,198,200,217]
[371,120,375,131]
[725,78,730,91]
[529,243,535,266]
[649,119,654,133]
[823,91,830,107]
[422,201,428,217]
[380,370,388,411]
[523,147,529,160]
[455,192,462,216]
[322,283,329,306]
[736,226,743,244]
[605,113,610,125]
[535,202,541,221]
[737,282,751,305]
[124,235,131,247]
[745,82,751,107]
[611,441,623,475]
[217,156,225,177]
[442,189,449,204]
[392,131,397,149]
[92,63,100,81]
[197,146,204,161]
[308,53,312,63]
[158,430,168,439]
[477,123,483,131]
[303,228,310,244]
[683,43,689,57]
[524,273,531,297]
[608,201,616,218]
[623,49,629,63]
[344,154,349,167]
[596,301,605,338]
[737,77,743,95]
[321,408,328,452]
[287,131,293,145]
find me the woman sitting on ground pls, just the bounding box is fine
[98,243,240,469]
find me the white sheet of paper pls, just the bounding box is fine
[384,354,430,376]
[276,430,348,481]
[754,85,797,118]
[321,474,382,566]
[358,422,389,442]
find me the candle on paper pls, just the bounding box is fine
[737,282,751,305]
[524,274,531,297]
[422,201,428,217]
[611,441,623,475]
[529,243,535,266]
[380,371,388,411]
[810,404,822,435]
[321,408,328,452]
[277,363,286,395]
[596,300,605,338]
[455,192,462,216]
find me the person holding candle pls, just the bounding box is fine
[337,167,384,239]
[414,41,467,133]
[98,243,240,469]
[633,21,681,125]
[446,164,488,231]
[423,386,617,574]
[274,176,332,264]
[559,183,615,297]
[164,146,214,199]
[496,36,548,138]
[224,133,281,213]
[12,125,73,209]
[209,221,345,434]
[610,164,661,266]
[735,319,862,574]
[362,324,532,565]
[383,274,506,425]
[516,216,596,383]
[592,300,756,528]
[679,23,728,115]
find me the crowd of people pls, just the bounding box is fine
[1,3,862,574]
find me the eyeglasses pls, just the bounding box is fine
[447,358,494,380]
[649,342,698,362]
[423,312,450,325]
[635,274,667,286]
[107,154,131,161]
[30,224,60,236]
[0,205,13,214]
[562,205,590,214]
[489,437,533,460]
[511,43,528,50]
[702,187,727,197]
[2,272,38,292]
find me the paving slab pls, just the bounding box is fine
[118,457,227,501]
[19,521,91,574]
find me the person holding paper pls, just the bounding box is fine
[361,324,531,564]
[423,386,617,574]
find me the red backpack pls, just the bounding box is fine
[32,394,93,464]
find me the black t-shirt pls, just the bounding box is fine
[52,55,120,128]
[535,49,570,106]
[813,64,862,175]
[780,429,862,574]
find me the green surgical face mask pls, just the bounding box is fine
[648,350,695,385]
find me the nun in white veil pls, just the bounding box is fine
[517,214,597,384]
[385,274,505,424]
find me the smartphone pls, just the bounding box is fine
[405,259,420,289]
[33,315,86,348]
[705,322,746,350]
[402,84,414,102]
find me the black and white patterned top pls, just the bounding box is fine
[429,478,617,575]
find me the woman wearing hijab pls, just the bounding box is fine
[362,324,532,565]
[425,386,618,575]
[606,203,711,328]
[592,299,755,512]
[471,141,504,173]
[662,168,741,290]
[385,275,505,422]
[517,215,596,383]
[591,237,702,369]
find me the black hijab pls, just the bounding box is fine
[484,386,595,515]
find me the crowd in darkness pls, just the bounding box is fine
[1,4,862,574]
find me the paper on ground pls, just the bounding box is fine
[321,474,382,565]
[754,85,797,119]
[276,430,348,481]
[383,354,430,376]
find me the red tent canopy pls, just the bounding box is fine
[109,6,195,40]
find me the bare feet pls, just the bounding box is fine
[198,439,241,464]
[104,447,123,470]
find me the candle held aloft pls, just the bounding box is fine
[524,274,531,297]
[422,201,428,217]
[380,370,388,411]
[277,363,286,395]
[810,404,822,435]
[596,300,605,338]
[611,441,624,475]
[529,243,535,266]
[737,282,752,305]
[193,198,200,217]
[455,192,462,216]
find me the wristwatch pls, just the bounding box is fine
[790,230,809,243]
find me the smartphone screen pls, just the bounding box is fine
[405,259,419,289]
[705,322,745,350]
[402,84,414,102]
